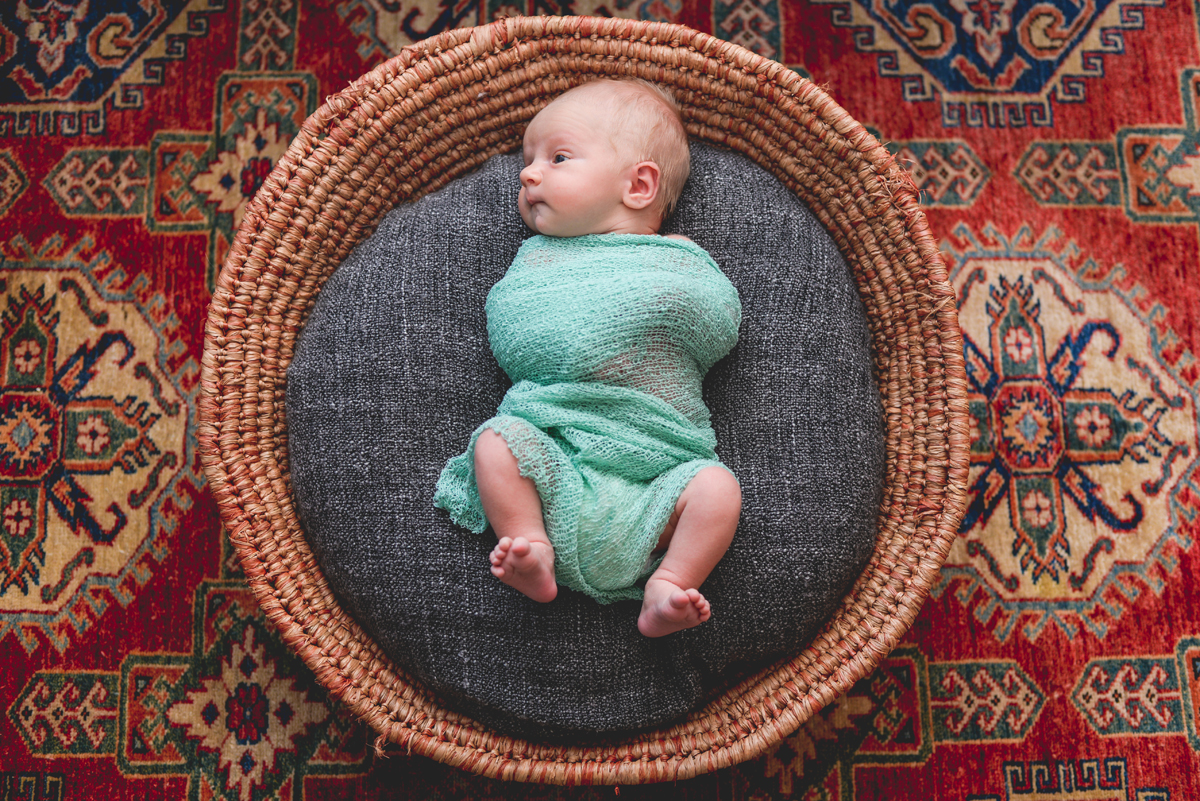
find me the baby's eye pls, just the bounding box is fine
[553,153,569,164]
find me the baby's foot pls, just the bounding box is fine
[490,536,558,603]
[637,578,711,637]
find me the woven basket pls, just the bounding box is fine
[198,15,968,785]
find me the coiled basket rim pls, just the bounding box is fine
[197,14,969,785]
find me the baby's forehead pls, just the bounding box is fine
[526,99,621,143]
[563,87,637,124]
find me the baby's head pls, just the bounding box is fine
[518,79,689,238]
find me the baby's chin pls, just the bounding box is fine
[521,214,583,238]
[521,212,606,238]
[519,205,551,235]
[519,204,626,238]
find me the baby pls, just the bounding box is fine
[434,79,742,637]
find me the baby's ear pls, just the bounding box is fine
[623,161,661,210]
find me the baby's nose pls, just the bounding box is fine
[520,165,538,185]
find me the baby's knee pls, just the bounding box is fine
[474,429,516,471]
[691,466,742,514]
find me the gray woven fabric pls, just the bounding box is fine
[286,144,884,738]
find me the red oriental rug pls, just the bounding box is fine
[2,1,1198,799]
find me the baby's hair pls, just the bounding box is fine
[551,78,690,221]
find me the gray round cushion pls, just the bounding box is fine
[286,143,884,739]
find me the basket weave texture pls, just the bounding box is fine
[198,15,969,785]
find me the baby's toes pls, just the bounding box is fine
[668,589,692,611]
[489,540,512,572]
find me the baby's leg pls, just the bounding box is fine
[474,428,558,603]
[639,466,741,637]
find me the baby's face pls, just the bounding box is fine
[519,97,632,238]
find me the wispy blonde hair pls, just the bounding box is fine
[550,78,690,221]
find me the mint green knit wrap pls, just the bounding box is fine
[434,234,741,603]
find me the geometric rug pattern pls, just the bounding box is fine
[1,0,1198,797]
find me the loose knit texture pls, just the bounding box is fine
[434,234,742,602]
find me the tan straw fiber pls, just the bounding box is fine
[198,15,969,785]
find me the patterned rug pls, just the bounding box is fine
[2,1,1198,798]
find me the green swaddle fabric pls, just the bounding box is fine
[434,233,742,603]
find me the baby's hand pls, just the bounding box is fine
[664,233,692,241]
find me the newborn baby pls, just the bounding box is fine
[434,79,742,637]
